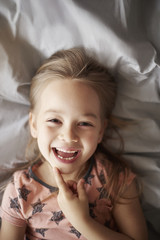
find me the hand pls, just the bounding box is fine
[53,167,90,228]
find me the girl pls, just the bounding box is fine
[0,48,148,240]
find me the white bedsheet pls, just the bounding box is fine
[0,0,160,239]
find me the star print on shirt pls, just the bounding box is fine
[69,226,81,239]
[10,176,14,185]
[18,185,31,201]
[9,197,21,212]
[31,199,46,215]
[97,187,107,199]
[50,210,64,225]
[23,171,30,179]
[99,170,106,184]
[89,201,97,218]
[85,174,94,185]
[35,228,48,237]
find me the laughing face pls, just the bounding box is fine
[29,79,106,180]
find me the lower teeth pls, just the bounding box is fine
[58,155,75,160]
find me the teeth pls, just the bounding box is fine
[57,155,75,160]
[56,147,77,154]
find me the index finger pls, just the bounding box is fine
[53,167,67,192]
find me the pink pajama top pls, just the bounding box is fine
[0,157,135,240]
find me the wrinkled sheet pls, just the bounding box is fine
[0,0,160,239]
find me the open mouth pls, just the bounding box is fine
[52,147,81,163]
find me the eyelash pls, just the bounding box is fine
[48,118,61,124]
[47,119,93,127]
[78,122,93,127]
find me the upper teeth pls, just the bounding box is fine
[56,147,77,153]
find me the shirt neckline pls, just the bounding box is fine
[29,156,94,192]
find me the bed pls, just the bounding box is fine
[0,0,160,239]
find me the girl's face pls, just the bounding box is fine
[29,79,106,179]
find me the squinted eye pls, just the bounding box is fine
[48,118,61,124]
[78,122,93,127]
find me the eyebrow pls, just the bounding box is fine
[44,109,98,119]
[83,113,98,119]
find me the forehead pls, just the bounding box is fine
[36,79,101,117]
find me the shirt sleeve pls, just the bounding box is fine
[0,179,27,227]
[119,168,136,187]
[97,157,136,201]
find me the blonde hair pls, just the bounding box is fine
[30,47,116,118]
[27,47,117,160]
[1,47,133,203]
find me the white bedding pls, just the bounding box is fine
[0,0,160,239]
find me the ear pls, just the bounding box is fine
[98,119,107,143]
[29,112,37,138]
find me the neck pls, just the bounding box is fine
[36,160,90,187]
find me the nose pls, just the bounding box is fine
[58,125,78,143]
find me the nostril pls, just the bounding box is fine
[58,133,78,143]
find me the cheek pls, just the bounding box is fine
[98,131,104,143]
[84,131,101,146]
[37,126,54,146]
[36,130,52,159]
[38,124,52,136]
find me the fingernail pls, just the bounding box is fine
[81,178,85,183]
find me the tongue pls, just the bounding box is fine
[57,150,76,158]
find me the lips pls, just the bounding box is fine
[52,147,81,164]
